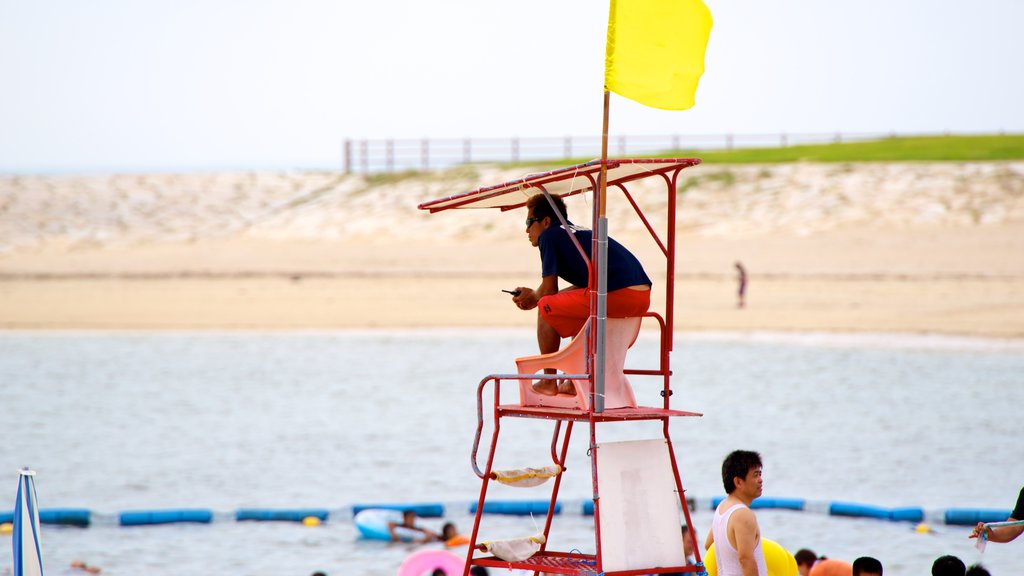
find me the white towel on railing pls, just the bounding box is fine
[490,465,562,488]
[481,534,545,562]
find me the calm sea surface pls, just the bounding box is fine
[0,330,1021,575]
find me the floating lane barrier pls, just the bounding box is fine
[943,508,1011,526]
[828,501,924,523]
[39,508,91,527]
[0,508,91,527]
[236,508,329,522]
[712,497,806,512]
[119,509,213,526]
[12,500,1012,528]
[351,503,445,518]
[469,500,560,515]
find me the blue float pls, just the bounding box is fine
[39,508,91,527]
[469,500,560,515]
[944,508,1011,526]
[711,497,805,511]
[352,503,444,518]
[236,508,329,522]
[830,501,893,520]
[828,502,925,522]
[119,509,213,526]
[890,507,925,523]
[355,508,427,542]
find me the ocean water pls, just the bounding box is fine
[0,329,1021,575]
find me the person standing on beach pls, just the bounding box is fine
[705,450,767,576]
[969,485,1024,544]
[735,261,747,309]
[511,193,652,396]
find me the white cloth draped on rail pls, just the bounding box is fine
[480,534,546,562]
[489,465,562,488]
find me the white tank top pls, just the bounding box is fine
[711,503,768,576]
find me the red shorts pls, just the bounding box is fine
[538,287,651,338]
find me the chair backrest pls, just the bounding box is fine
[516,317,642,410]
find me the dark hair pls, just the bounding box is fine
[853,556,883,575]
[469,567,490,576]
[931,555,966,576]
[794,549,817,567]
[964,564,990,576]
[526,193,568,223]
[721,450,762,493]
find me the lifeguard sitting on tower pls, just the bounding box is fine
[510,193,652,397]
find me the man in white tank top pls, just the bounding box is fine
[704,450,768,576]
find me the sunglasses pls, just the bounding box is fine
[525,216,543,228]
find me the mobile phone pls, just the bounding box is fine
[502,289,522,296]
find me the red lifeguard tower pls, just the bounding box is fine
[419,157,705,575]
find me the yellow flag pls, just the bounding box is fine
[604,0,713,110]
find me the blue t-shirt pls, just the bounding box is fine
[538,224,651,291]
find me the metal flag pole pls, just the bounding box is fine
[593,90,611,414]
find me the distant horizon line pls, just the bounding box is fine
[2,130,1020,176]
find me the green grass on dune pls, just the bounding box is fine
[515,134,1024,167]
[664,134,1024,163]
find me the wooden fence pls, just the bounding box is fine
[341,131,906,174]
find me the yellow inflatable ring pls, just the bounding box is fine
[705,538,797,576]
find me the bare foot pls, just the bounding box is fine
[532,380,559,396]
[556,380,576,396]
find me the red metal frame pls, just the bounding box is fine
[421,159,704,576]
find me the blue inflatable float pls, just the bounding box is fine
[354,508,426,542]
[236,508,329,522]
[119,509,213,526]
[944,508,1011,526]
[352,503,444,518]
[828,501,924,523]
[469,500,560,515]
[711,496,805,511]
[0,508,91,527]
[39,508,91,527]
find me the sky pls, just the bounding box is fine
[1,0,1022,173]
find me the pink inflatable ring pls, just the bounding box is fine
[397,549,464,576]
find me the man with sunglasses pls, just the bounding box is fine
[511,193,651,396]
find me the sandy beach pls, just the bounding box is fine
[1,162,1022,337]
